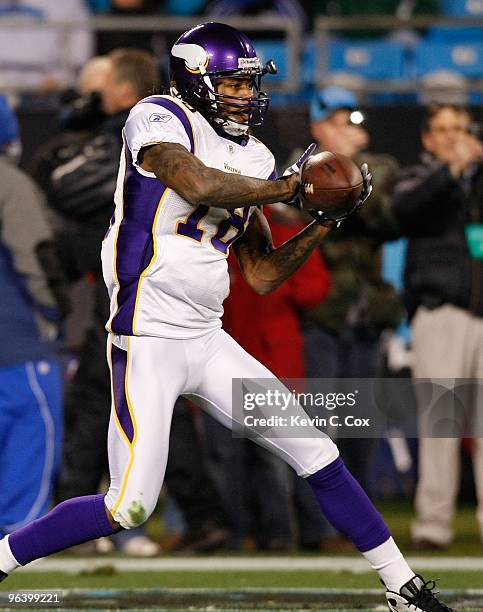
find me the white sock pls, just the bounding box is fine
[0,536,21,574]
[362,536,415,592]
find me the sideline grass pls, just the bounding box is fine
[1,570,482,590]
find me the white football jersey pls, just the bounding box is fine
[102,95,276,339]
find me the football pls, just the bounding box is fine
[300,151,364,216]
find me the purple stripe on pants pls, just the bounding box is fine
[111,343,134,443]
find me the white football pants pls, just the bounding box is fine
[104,329,339,529]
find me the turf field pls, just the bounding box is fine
[0,502,481,610]
[1,569,482,610]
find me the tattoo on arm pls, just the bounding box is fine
[140,143,297,209]
[235,209,330,294]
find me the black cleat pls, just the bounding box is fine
[0,571,7,583]
[385,575,456,611]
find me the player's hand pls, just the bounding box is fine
[281,172,303,209]
[279,143,317,209]
[282,142,317,177]
[309,163,373,228]
[356,162,373,210]
[448,132,483,178]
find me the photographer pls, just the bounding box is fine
[392,104,483,550]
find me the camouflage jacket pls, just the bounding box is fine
[290,147,405,333]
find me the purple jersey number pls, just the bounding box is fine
[211,208,250,254]
[176,205,249,253]
[176,205,209,242]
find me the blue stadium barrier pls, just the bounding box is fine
[165,0,206,15]
[87,0,110,12]
[328,40,406,80]
[303,37,316,85]
[382,239,411,343]
[426,25,483,43]
[469,90,483,103]
[412,41,483,77]
[440,0,483,17]
[382,239,407,295]
[252,40,288,81]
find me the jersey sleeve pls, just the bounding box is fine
[250,138,276,180]
[124,99,194,167]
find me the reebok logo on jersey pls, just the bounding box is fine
[149,113,172,123]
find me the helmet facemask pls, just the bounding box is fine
[208,72,269,136]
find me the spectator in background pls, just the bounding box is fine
[290,87,403,493]
[204,207,331,549]
[32,56,111,185]
[392,104,483,550]
[77,55,112,100]
[0,96,68,538]
[0,0,93,92]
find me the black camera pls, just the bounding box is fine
[59,90,105,131]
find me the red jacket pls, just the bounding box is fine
[223,215,331,378]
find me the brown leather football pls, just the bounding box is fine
[300,151,363,215]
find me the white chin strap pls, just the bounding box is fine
[198,66,249,136]
[220,118,249,136]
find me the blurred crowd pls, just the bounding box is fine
[0,1,480,94]
[0,0,482,557]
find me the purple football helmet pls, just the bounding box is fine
[170,22,270,136]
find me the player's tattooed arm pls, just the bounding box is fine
[234,208,330,295]
[140,143,298,210]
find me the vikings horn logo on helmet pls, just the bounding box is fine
[171,43,209,74]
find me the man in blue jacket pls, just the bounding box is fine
[0,96,67,537]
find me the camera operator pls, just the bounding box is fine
[392,104,483,550]
[32,55,113,289]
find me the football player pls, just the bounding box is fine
[0,23,454,612]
